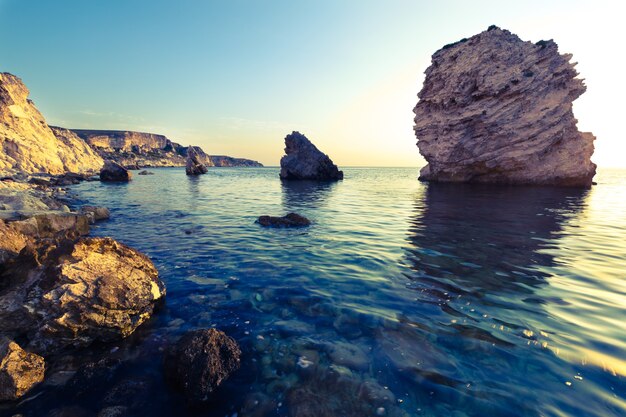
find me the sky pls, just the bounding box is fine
[0,0,623,167]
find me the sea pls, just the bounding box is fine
[3,167,625,417]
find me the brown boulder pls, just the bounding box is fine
[0,337,45,401]
[100,160,132,182]
[164,329,241,403]
[0,237,165,353]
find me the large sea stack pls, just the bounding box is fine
[279,131,343,181]
[413,26,596,187]
[0,73,103,175]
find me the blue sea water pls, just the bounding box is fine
[4,167,626,417]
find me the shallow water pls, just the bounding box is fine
[3,167,626,417]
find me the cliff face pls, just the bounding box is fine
[413,26,596,187]
[0,73,103,175]
[70,129,263,168]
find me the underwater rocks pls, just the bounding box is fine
[0,237,165,353]
[0,73,103,176]
[279,132,343,181]
[413,26,596,187]
[0,337,45,401]
[100,160,131,182]
[257,213,311,228]
[164,328,241,404]
[185,146,208,176]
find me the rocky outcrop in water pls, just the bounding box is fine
[70,129,263,169]
[413,26,596,187]
[164,329,241,404]
[257,213,311,228]
[0,73,103,175]
[100,160,132,182]
[185,146,208,175]
[279,132,343,181]
[0,237,165,354]
[0,338,45,401]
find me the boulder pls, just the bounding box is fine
[185,146,208,175]
[100,160,132,182]
[164,328,241,403]
[79,206,110,224]
[413,26,596,187]
[256,213,311,228]
[279,132,343,180]
[8,213,90,238]
[0,338,45,401]
[0,237,166,353]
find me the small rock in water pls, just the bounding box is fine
[138,170,154,175]
[100,160,132,182]
[164,328,241,404]
[256,213,311,228]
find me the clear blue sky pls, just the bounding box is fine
[0,0,622,166]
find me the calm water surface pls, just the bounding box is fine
[4,167,625,417]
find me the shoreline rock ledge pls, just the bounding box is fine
[413,26,596,187]
[279,131,343,181]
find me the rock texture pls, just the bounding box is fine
[100,160,132,182]
[185,146,208,175]
[0,237,165,353]
[70,129,263,168]
[413,26,596,187]
[164,329,241,403]
[257,213,311,228]
[0,73,103,175]
[0,338,45,401]
[280,132,343,180]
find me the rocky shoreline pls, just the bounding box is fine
[0,174,241,409]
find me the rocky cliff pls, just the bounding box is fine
[69,129,263,168]
[413,26,596,187]
[0,73,103,175]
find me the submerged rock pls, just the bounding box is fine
[0,337,45,401]
[164,328,241,403]
[257,213,311,228]
[279,132,343,181]
[185,146,208,176]
[0,237,165,353]
[100,160,132,182]
[413,26,596,187]
[138,170,154,175]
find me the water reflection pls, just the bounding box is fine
[280,180,337,211]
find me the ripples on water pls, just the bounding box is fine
[3,167,625,417]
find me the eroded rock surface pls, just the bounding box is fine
[0,73,103,175]
[279,132,343,181]
[0,237,165,353]
[100,160,131,182]
[413,26,596,187]
[0,337,45,401]
[164,328,241,403]
[185,146,208,175]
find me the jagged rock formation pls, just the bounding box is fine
[164,329,241,404]
[413,26,596,187]
[0,73,103,175]
[279,132,343,181]
[0,237,166,354]
[70,129,263,169]
[100,160,132,182]
[185,146,208,175]
[0,338,45,401]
